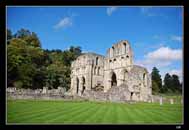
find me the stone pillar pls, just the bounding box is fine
[79,78,83,96]
[117,78,123,86]
[104,79,111,92]
[110,48,113,58]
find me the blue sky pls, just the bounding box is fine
[7,6,183,82]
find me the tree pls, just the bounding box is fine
[7,28,82,91]
[152,80,159,95]
[14,28,31,39]
[14,28,41,47]
[163,73,182,94]
[163,73,172,93]
[23,32,41,47]
[151,67,162,93]
[171,74,181,93]
[7,29,44,89]
[7,29,12,44]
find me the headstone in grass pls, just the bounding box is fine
[160,97,163,105]
[181,99,183,104]
[170,99,174,104]
[42,87,48,94]
[151,97,154,103]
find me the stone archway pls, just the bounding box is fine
[111,72,117,87]
[81,76,86,94]
[76,77,79,94]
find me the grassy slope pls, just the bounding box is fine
[7,100,183,124]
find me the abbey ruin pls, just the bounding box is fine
[70,40,152,102]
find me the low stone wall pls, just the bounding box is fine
[7,87,73,100]
[7,87,182,104]
[82,85,135,103]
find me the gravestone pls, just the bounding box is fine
[151,97,154,103]
[170,99,174,104]
[42,87,48,94]
[160,97,163,105]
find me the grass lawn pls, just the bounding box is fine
[7,100,183,124]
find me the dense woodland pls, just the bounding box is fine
[7,28,182,94]
[7,28,81,91]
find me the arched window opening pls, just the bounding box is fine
[124,70,128,81]
[123,42,126,54]
[143,73,147,87]
[81,77,85,94]
[130,92,134,100]
[96,57,99,65]
[111,72,117,87]
[112,47,115,57]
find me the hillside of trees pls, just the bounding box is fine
[7,28,182,94]
[7,28,81,90]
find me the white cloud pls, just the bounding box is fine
[135,46,182,82]
[54,17,73,29]
[107,7,118,16]
[145,47,182,61]
[170,35,183,42]
[135,46,182,70]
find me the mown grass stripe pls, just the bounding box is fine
[89,103,110,124]
[69,103,102,123]
[45,102,97,123]
[21,102,89,123]
[7,100,183,124]
[61,103,101,123]
[38,102,96,123]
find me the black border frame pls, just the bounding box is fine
[1,0,188,129]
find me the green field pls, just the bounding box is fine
[7,100,183,124]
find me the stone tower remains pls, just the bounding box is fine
[70,40,152,102]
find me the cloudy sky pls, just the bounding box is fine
[7,6,183,82]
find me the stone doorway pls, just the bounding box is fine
[81,77,86,94]
[111,72,117,87]
[130,92,134,100]
[76,77,79,94]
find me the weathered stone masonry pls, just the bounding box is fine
[70,40,152,102]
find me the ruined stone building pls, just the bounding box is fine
[70,40,152,102]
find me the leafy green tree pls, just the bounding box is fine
[151,67,162,94]
[152,80,159,95]
[171,74,181,93]
[14,28,31,39]
[163,73,182,94]
[17,63,36,88]
[163,73,172,93]
[23,32,41,47]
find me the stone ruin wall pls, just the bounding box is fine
[70,40,153,102]
[7,87,72,100]
[70,53,105,96]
